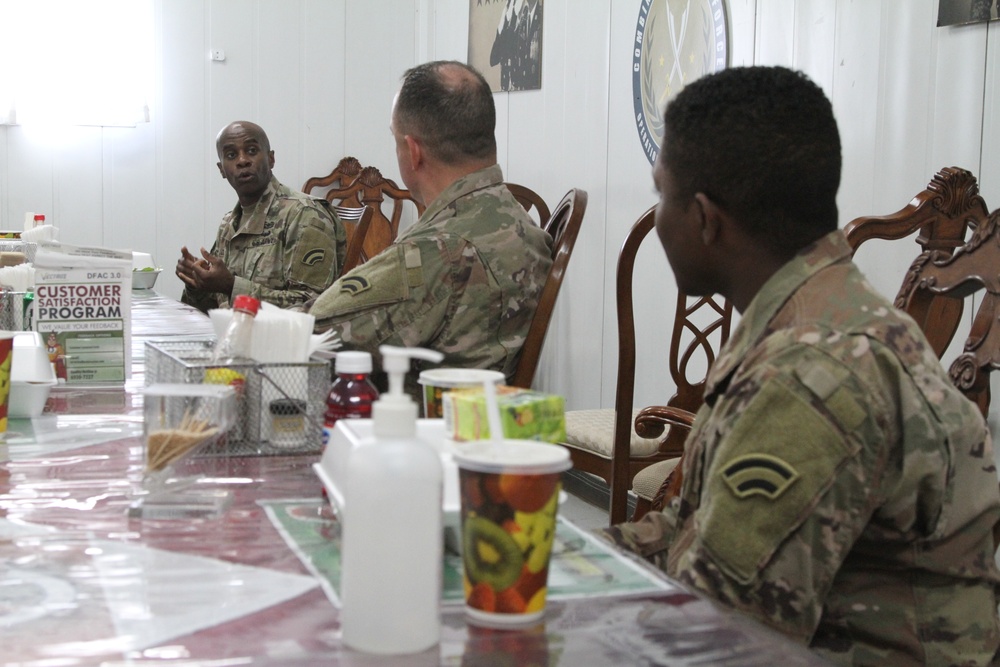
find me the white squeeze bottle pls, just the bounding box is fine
[340,345,445,654]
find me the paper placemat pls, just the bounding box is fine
[260,498,673,609]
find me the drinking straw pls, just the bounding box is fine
[482,379,505,449]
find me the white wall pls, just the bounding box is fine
[1,0,998,415]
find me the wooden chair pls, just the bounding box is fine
[641,165,993,522]
[509,188,588,389]
[556,207,733,524]
[505,182,551,227]
[844,166,990,358]
[894,206,1000,417]
[302,156,364,196]
[324,165,425,266]
[332,205,374,277]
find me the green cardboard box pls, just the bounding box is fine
[443,385,566,443]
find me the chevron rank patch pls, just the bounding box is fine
[340,275,371,296]
[302,248,326,266]
[722,454,799,500]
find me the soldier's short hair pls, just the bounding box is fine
[661,66,842,257]
[395,60,497,165]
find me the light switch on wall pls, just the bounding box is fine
[210,49,226,62]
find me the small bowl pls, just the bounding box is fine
[132,268,162,290]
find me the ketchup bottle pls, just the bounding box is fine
[322,351,379,450]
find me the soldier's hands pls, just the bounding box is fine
[175,246,235,297]
[175,246,201,288]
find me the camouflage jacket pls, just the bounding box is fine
[604,231,1000,666]
[308,165,552,391]
[182,176,346,312]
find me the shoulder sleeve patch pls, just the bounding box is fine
[722,454,800,500]
[302,248,326,266]
[308,245,409,323]
[340,275,371,295]
[291,226,338,290]
[699,376,855,584]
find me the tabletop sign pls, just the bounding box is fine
[31,242,132,383]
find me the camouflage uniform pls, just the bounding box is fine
[308,165,552,392]
[182,176,346,312]
[603,231,1000,666]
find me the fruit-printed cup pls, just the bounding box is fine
[418,368,505,419]
[454,439,571,627]
[0,331,14,437]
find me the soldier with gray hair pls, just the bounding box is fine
[177,120,346,312]
[602,65,1000,665]
[307,61,552,391]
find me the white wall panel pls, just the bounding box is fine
[754,0,795,64]
[344,0,418,186]
[300,1,347,185]
[499,0,611,410]
[831,0,882,225]
[605,0,678,412]
[727,0,758,66]
[983,20,1000,207]
[104,123,157,254]
[156,0,211,300]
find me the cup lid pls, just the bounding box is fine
[452,440,572,475]
[417,368,505,387]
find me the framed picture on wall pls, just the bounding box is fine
[468,0,543,93]
[938,0,999,26]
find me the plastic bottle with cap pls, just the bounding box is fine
[210,295,260,364]
[32,214,45,228]
[322,351,379,451]
[340,345,445,655]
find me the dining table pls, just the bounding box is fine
[0,289,832,666]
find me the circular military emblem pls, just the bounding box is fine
[633,0,729,164]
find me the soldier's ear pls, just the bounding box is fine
[405,135,423,171]
[217,162,224,178]
[694,192,723,246]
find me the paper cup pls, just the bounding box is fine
[417,368,505,419]
[454,439,571,627]
[0,332,14,436]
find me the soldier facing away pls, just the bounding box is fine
[602,65,1000,666]
[306,61,552,395]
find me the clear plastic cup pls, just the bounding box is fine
[453,439,571,627]
[417,368,505,419]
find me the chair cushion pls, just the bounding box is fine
[563,409,664,458]
[632,458,680,501]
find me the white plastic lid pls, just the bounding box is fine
[417,368,505,388]
[335,350,373,375]
[452,440,572,475]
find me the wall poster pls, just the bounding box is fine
[468,0,543,92]
[938,0,999,26]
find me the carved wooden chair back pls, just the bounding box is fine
[844,166,990,357]
[323,165,425,266]
[567,207,733,524]
[332,205,374,277]
[509,188,587,389]
[505,182,551,227]
[893,206,1000,416]
[301,156,363,196]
